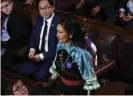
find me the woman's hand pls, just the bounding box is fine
[51,74,58,80]
[47,75,58,86]
[38,75,58,88]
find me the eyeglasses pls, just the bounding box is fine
[1,2,11,10]
[39,6,51,12]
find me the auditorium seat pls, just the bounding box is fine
[12,2,39,58]
[6,2,133,95]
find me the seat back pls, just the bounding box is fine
[11,2,39,57]
[14,1,39,25]
[25,4,39,25]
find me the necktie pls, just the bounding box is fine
[41,20,48,51]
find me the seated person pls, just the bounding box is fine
[2,78,44,95]
[4,79,30,95]
[118,0,133,29]
[18,0,60,82]
[49,20,100,95]
[88,0,117,24]
[1,0,32,69]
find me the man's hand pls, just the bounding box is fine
[28,50,35,60]
[119,11,125,20]
[34,54,41,62]
[124,15,133,21]
[76,0,86,9]
[91,5,100,16]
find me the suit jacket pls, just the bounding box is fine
[7,2,32,50]
[30,14,60,61]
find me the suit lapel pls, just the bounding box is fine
[37,16,44,37]
[34,16,43,49]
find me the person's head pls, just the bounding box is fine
[1,0,13,15]
[57,20,86,47]
[39,0,55,19]
[6,79,29,95]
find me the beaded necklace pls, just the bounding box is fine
[57,44,80,79]
[58,44,76,70]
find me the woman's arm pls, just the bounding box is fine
[76,49,100,93]
[49,53,60,80]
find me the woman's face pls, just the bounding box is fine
[13,80,29,95]
[57,24,72,45]
[1,1,13,15]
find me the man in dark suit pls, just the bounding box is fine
[1,0,32,69]
[118,0,133,29]
[18,0,60,82]
[87,0,117,24]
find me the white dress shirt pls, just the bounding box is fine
[30,13,55,60]
[1,16,10,42]
[127,0,133,14]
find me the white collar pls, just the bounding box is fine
[43,13,54,23]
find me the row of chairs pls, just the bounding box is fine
[3,2,133,95]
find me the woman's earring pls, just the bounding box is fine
[70,35,73,39]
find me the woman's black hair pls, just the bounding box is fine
[61,19,86,48]
[2,77,27,95]
[2,77,18,95]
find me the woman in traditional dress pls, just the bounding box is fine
[49,20,100,95]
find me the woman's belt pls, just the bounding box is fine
[61,77,84,86]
